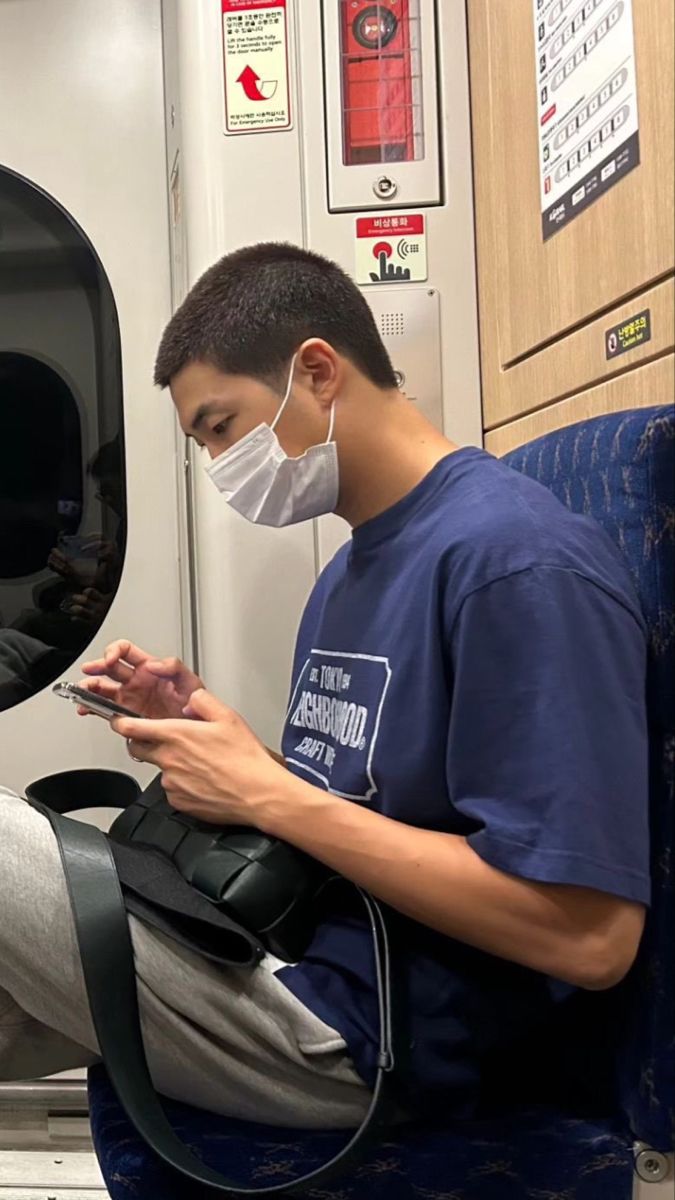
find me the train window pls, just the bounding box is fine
[0,166,126,713]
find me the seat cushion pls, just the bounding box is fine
[504,405,675,1152]
[87,1062,634,1199]
[503,404,674,730]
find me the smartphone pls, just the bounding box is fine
[53,681,141,721]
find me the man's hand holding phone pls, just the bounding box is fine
[70,639,287,800]
[64,639,291,826]
[78,640,205,720]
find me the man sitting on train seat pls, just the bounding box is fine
[0,243,650,1130]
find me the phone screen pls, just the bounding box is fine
[53,682,141,721]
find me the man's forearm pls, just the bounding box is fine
[258,773,642,990]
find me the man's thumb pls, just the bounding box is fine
[182,687,224,721]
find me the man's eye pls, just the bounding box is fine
[212,420,230,436]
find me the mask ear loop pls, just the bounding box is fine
[270,353,298,434]
[270,351,336,445]
[324,400,336,445]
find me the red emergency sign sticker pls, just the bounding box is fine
[355,213,428,284]
[222,0,291,134]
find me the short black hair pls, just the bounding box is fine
[154,242,397,391]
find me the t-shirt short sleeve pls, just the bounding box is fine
[446,566,651,906]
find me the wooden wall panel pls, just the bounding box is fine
[468,0,675,428]
[483,276,674,431]
[484,354,674,456]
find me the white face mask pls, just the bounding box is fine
[205,355,339,527]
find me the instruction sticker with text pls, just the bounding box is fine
[356,214,427,285]
[534,0,639,239]
[222,0,291,134]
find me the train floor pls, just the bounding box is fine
[0,1069,108,1198]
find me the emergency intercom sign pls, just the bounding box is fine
[222,0,291,134]
[355,214,428,284]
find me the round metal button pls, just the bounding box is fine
[373,175,398,200]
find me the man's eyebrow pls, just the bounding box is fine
[189,401,226,432]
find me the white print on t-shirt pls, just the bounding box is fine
[284,649,392,801]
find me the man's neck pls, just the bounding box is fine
[334,388,461,529]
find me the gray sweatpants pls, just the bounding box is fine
[0,786,370,1128]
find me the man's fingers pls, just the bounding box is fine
[164,790,193,812]
[82,656,123,675]
[81,658,105,674]
[83,640,150,675]
[110,715,181,742]
[82,659,132,683]
[74,677,120,716]
[183,687,228,721]
[106,640,156,668]
[144,656,185,678]
[125,739,157,765]
[83,640,170,683]
[76,678,121,699]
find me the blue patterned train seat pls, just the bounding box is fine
[88,404,674,1199]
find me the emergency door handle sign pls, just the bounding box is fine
[222,1,292,135]
[237,65,277,103]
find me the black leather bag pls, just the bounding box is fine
[24,770,400,1197]
[107,782,333,963]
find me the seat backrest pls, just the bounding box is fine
[503,406,674,1151]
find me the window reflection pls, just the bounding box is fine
[0,167,126,712]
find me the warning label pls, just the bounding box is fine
[355,214,427,285]
[222,0,291,135]
[605,308,651,358]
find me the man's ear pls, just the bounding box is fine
[296,338,342,404]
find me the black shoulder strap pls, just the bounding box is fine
[34,801,398,1197]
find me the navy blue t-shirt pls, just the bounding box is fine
[277,447,650,1116]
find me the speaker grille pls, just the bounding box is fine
[379,311,405,337]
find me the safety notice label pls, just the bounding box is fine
[222,0,291,134]
[355,214,428,285]
[534,0,640,240]
[605,308,651,358]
